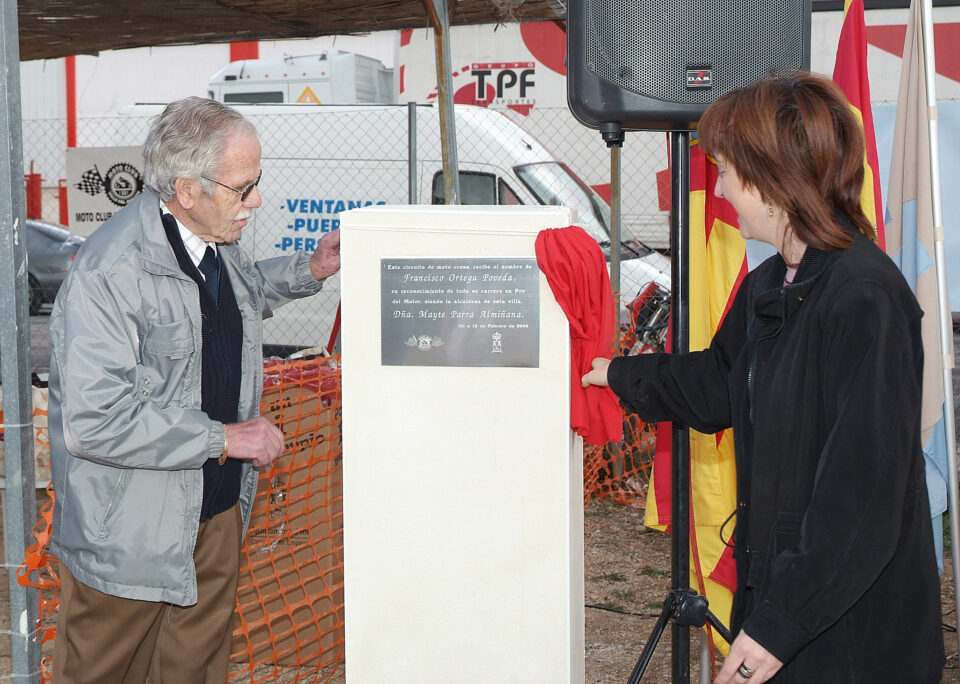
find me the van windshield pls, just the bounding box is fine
[514,162,611,241]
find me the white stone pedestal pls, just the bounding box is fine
[340,205,584,684]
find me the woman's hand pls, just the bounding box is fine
[715,632,783,684]
[581,357,612,388]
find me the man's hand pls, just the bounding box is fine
[223,417,284,468]
[310,229,341,281]
[581,357,612,388]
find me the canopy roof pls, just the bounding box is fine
[17,0,885,62]
[18,0,564,61]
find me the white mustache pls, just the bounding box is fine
[234,209,252,222]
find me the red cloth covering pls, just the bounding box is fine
[535,226,622,445]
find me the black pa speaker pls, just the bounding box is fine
[567,0,812,135]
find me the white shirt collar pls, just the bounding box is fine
[160,205,216,269]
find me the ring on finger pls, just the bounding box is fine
[737,663,756,679]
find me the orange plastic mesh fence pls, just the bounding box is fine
[18,346,655,681]
[581,302,661,509]
[228,354,345,682]
[583,412,656,508]
[16,482,59,681]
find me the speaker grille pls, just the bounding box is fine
[584,0,808,106]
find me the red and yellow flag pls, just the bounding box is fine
[643,139,747,655]
[833,0,886,248]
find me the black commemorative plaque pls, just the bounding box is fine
[381,257,540,367]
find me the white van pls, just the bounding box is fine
[112,103,671,353]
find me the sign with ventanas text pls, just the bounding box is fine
[381,257,539,367]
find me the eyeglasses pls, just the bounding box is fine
[200,170,262,201]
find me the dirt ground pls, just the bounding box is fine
[583,500,960,683]
[583,499,707,683]
[1,492,957,682]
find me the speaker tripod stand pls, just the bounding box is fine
[628,588,732,682]
[606,128,733,682]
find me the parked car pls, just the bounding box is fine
[25,219,84,314]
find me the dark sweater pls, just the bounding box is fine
[161,213,244,522]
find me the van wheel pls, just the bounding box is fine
[28,275,42,314]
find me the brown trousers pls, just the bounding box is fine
[53,504,243,684]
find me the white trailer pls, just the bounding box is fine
[207,51,397,105]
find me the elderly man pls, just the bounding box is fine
[47,97,340,683]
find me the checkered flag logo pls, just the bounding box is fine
[75,166,104,196]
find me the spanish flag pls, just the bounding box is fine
[833,0,886,247]
[643,138,747,656]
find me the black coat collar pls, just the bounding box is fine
[752,218,869,325]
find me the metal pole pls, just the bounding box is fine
[407,101,418,204]
[425,0,460,205]
[919,0,960,659]
[699,629,712,684]
[0,0,40,680]
[670,130,692,683]
[610,143,621,329]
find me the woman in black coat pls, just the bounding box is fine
[582,71,944,683]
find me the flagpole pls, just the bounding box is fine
[918,0,960,657]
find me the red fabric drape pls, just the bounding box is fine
[535,226,622,446]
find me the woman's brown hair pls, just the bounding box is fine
[698,70,874,250]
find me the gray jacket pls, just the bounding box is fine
[48,189,324,605]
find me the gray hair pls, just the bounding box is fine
[142,97,257,202]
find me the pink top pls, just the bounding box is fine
[784,266,799,287]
